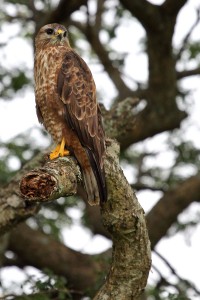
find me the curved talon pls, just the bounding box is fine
[63,149,70,156]
[49,137,70,160]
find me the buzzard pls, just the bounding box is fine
[34,23,107,205]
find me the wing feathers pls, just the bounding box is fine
[57,50,107,203]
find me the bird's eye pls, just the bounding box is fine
[46,28,54,35]
[63,31,67,37]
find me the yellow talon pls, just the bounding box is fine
[49,137,70,160]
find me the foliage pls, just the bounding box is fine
[1,270,72,300]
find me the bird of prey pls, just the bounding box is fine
[34,23,107,205]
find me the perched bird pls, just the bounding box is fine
[34,23,107,205]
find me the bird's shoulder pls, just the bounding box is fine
[60,50,93,81]
[58,49,95,103]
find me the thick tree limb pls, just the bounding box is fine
[94,139,151,300]
[103,97,187,150]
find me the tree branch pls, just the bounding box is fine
[176,7,200,61]
[0,152,47,235]
[95,0,105,31]
[161,0,188,16]
[103,97,187,150]
[146,175,200,249]
[94,139,151,299]
[20,157,80,202]
[119,0,161,31]
[0,150,82,235]
[177,67,200,79]
[45,0,88,26]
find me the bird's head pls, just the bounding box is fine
[35,23,70,48]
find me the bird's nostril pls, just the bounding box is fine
[57,34,62,41]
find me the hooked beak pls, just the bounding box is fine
[55,28,64,41]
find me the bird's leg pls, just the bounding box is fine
[59,137,70,156]
[49,137,70,160]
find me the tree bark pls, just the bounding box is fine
[94,139,151,300]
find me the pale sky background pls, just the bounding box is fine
[0,0,200,298]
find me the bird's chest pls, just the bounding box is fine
[35,50,60,94]
[34,49,66,141]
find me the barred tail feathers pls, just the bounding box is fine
[74,147,107,205]
[85,148,107,204]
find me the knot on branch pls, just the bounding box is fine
[20,171,57,201]
[19,157,80,203]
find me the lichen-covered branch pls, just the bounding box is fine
[94,139,151,300]
[20,157,81,202]
[0,151,81,235]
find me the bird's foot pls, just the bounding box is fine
[49,138,70,160]
[49,148,70,160]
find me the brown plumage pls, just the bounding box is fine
[34,23,107,205]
